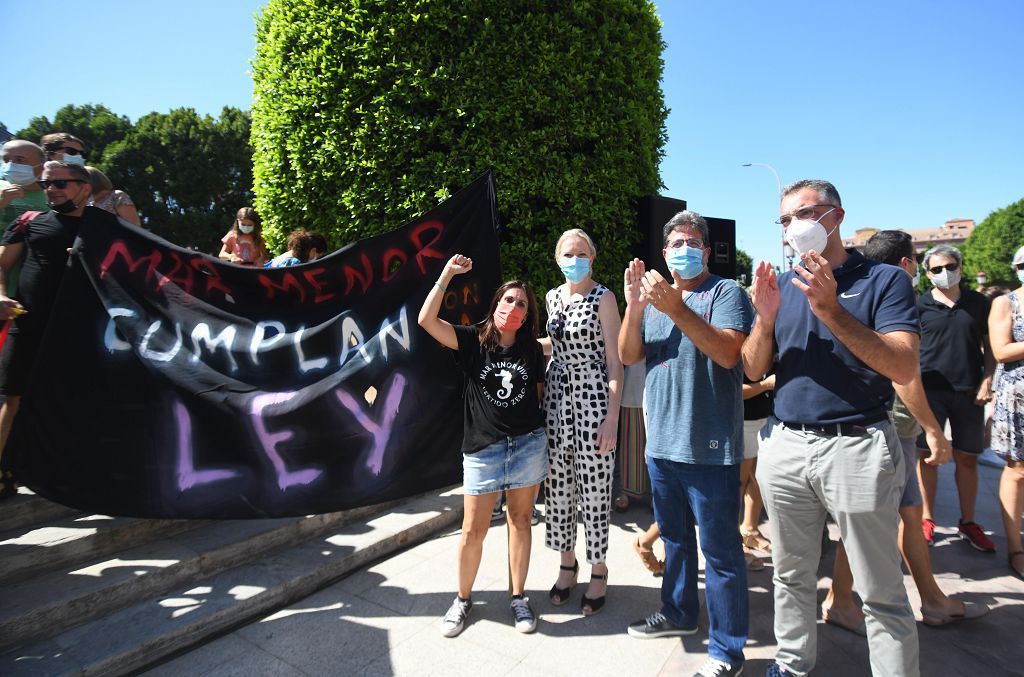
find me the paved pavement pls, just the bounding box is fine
[148,460,1024,676]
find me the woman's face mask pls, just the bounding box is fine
[494,302,526,333]
[558,255,591,284]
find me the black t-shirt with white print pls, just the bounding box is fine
[453,325,545,454]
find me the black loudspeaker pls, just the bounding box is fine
[634,196,737,280]
[635,195,686,279]
[704,216,736,280]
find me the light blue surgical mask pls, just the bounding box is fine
[1017,270,1024,285]
[62,153,86,167]
[558,255,591,284]
[666,246,704,280]
[0,162,37,186]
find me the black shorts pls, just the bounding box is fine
[0,330,40,397]
[917,388,985,455]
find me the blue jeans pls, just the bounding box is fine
[647,457,748,665]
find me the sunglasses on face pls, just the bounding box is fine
[927,262,960,275]
[1015,263,1024,271]
[38,179,86,189]
[549,310,566,341]
[52,146,86,157]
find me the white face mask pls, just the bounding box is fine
[784,207,836,256]
[238,223,255,235]
[930,268,961,289]
[911,270,920,287]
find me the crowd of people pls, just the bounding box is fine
[418,179,1023,677]
[0,134,330,498]
[2,142,1022,676]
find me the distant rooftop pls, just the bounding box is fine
[842,218,975,255]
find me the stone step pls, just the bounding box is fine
[0,513,204,585]
[0,499,397,650]
[0,490,463,677]
[0,488,79,534]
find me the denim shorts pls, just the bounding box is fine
[898,435,923,508]
[463,427,548,495]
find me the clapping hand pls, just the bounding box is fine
[623,258,648,307]
[751,261,780,321]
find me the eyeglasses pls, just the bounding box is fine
[776,204,835,227]
[549,310,566,341]
[927,262,960,275]
[666,238,704,249]
[51,146,87,158]
[38,179,86,189]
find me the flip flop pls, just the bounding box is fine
[921,601,989,627]
[821,606,867,637]
[632,538,665,575]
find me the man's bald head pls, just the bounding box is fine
[1,140,45,165]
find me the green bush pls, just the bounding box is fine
[962,197,1024,286]
[252,0,667,293]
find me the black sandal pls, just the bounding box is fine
[581,572,607,616]
[549,560,578,606]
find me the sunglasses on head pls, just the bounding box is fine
[927,262,959,275]
[38,179,86,189]
[549,310,566,341]
[51,146,86,157]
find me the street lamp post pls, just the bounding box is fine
[742,162,785,269]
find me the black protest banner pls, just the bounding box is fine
[8,172,500,518]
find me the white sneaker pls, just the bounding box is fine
[510,596,537,633]
[694,657,743,677]
[441,597,472,637]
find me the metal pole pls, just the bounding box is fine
[742,163,785,269]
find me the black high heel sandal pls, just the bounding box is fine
[581,572,607,616]
[549,560,578,606]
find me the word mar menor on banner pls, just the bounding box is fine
[8,171,501,518]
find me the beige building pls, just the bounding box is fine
[842,218,975,257]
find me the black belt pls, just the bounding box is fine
[781,414,888,437]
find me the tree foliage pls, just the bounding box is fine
[251,0,667,292]
[17,104,132,166]
[14,104,253,253]
[735,248,752,285]
[961,197,1024,286]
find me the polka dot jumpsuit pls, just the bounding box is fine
[543,283,614,564]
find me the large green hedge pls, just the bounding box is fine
[961,197,1024,286]
[251,0,667,293]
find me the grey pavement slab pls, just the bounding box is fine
[148,460,1023,676]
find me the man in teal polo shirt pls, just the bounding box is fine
[744,180,920,677]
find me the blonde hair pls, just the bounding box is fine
[554,228,597,262]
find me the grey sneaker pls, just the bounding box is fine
[441,597,472,638]
[627,611,698,638]
[510,596,537,633]
[694,657,743,677]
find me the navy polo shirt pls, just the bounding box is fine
[918,287,989,392]
[773,250,920,425]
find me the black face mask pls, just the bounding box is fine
[50,198,78,213]
[49,185,86,214]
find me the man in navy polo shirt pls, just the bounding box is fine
[744,180,920,677]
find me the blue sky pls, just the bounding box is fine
[5,1,1022,268]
